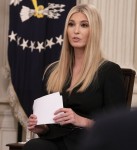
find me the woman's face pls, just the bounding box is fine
[67,12,90,50]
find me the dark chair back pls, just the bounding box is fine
[122,68,136,107]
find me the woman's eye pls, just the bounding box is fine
[68,22,75,27]
[81,23,89,28]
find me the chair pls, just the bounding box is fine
[121,68,136,107]
[6,68,136,150]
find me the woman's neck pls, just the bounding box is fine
[74,48,84,67]
[68,48,84,90]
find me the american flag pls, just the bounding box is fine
[8,0,76,117]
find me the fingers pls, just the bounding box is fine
[29,114,37,119]
[54,108,67,115]
[54,114,70,122]
[54,108,71,119]
[54,108,73,115]
[53,108,74,125]
[28,114,37,130]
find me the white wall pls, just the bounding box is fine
[0,0,137,149]
[78,0,137,106]
[0,104,17,150]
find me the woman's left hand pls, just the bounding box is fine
[53,108,94,128]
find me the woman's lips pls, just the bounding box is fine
[72,37,80,42]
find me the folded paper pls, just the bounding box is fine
[33,92,63,125]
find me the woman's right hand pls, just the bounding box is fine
[28,114,48,134]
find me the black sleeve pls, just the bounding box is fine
[103,63,126,110]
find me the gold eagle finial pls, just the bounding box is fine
[32,0,44,18]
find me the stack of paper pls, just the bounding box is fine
[33,92,63,125]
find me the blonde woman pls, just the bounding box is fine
[24,4,126,150]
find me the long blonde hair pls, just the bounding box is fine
[46,4,104,94]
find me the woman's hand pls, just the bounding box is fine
[27,114,48,134]
[53,108,94,128]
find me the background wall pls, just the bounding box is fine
[78,0,137,106]
[0,0,137,150]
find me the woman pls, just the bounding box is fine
[23,4,126,150]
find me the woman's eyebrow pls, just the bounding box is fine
[81,20,89,23]
[68,20,88,22]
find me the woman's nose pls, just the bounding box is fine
[74,25,80,34]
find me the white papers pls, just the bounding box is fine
[33,92,63,125]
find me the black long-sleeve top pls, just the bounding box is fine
[40,60,126,140]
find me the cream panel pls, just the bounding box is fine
[78,0,137,106]
[0,0,9,103]
[79,0,136,68]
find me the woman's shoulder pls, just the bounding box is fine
[96,60,124,87]
[99,60,122,73]
[46,61,59,71]
[97,60,123,80]
[42,61,59,81]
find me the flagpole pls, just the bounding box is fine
[32,0,38,13]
